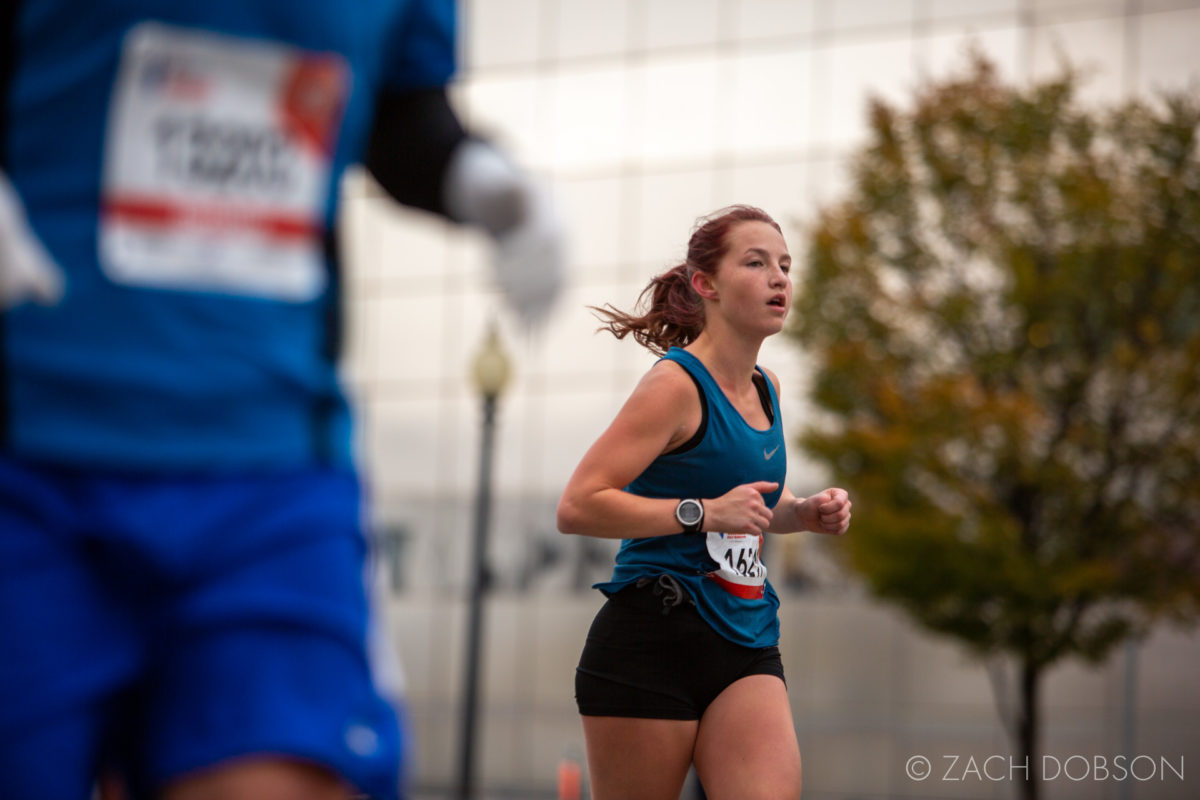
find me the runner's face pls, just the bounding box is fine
[709,221,792,334]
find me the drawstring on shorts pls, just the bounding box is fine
[635,574,694,615]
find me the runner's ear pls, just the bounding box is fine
[691,270,717,301]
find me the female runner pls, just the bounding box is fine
[557,205,852,800]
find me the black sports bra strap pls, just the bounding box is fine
[752,370,775,425]
[663,368,709,456]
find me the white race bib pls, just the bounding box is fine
[705,532,767,599]
[99,22,350,300]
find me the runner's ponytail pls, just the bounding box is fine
[591,205,782,355]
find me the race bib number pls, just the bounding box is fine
[705,532,767,599]
[99,22,349,300]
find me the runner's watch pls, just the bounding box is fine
[675,498,704,534]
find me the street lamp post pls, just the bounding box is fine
[456,323,511,800]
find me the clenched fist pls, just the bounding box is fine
[797,488,851,535]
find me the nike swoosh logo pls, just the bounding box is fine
[764,445,780,460]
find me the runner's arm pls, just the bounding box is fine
[556,362,698,539]
[557,361,780,539]
[766,486,852,535]
[363,88,565,326]
[363,87,466,216]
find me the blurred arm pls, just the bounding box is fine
[363,88,565,326]
[363,87,466,217]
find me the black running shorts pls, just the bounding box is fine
[575,577,785,720]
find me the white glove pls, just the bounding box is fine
[443,140,566,328]
[0,169,65,309]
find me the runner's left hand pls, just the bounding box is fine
[798,488,851,535]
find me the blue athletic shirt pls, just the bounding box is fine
[1,0,455,469]
[595,347,788,649]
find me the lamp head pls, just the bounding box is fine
[471,322,512,398]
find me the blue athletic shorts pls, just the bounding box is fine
[0,455,404,800]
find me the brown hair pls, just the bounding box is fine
[592,205,782,355]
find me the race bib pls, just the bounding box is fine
[99,22,350,300]
[705,532,767,599]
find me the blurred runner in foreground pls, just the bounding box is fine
[0,2,564,798]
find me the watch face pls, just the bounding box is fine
[678,499,702,525]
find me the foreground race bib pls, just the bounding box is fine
[99,22,350,301]
[705,531,767,599]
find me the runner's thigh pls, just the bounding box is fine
[693,674,801,800]
[581,715,697,800]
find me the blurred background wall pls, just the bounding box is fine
[338,1,1200,797]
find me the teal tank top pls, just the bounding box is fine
[595,347,787,648]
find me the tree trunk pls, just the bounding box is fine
[1017,658,1042,800]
